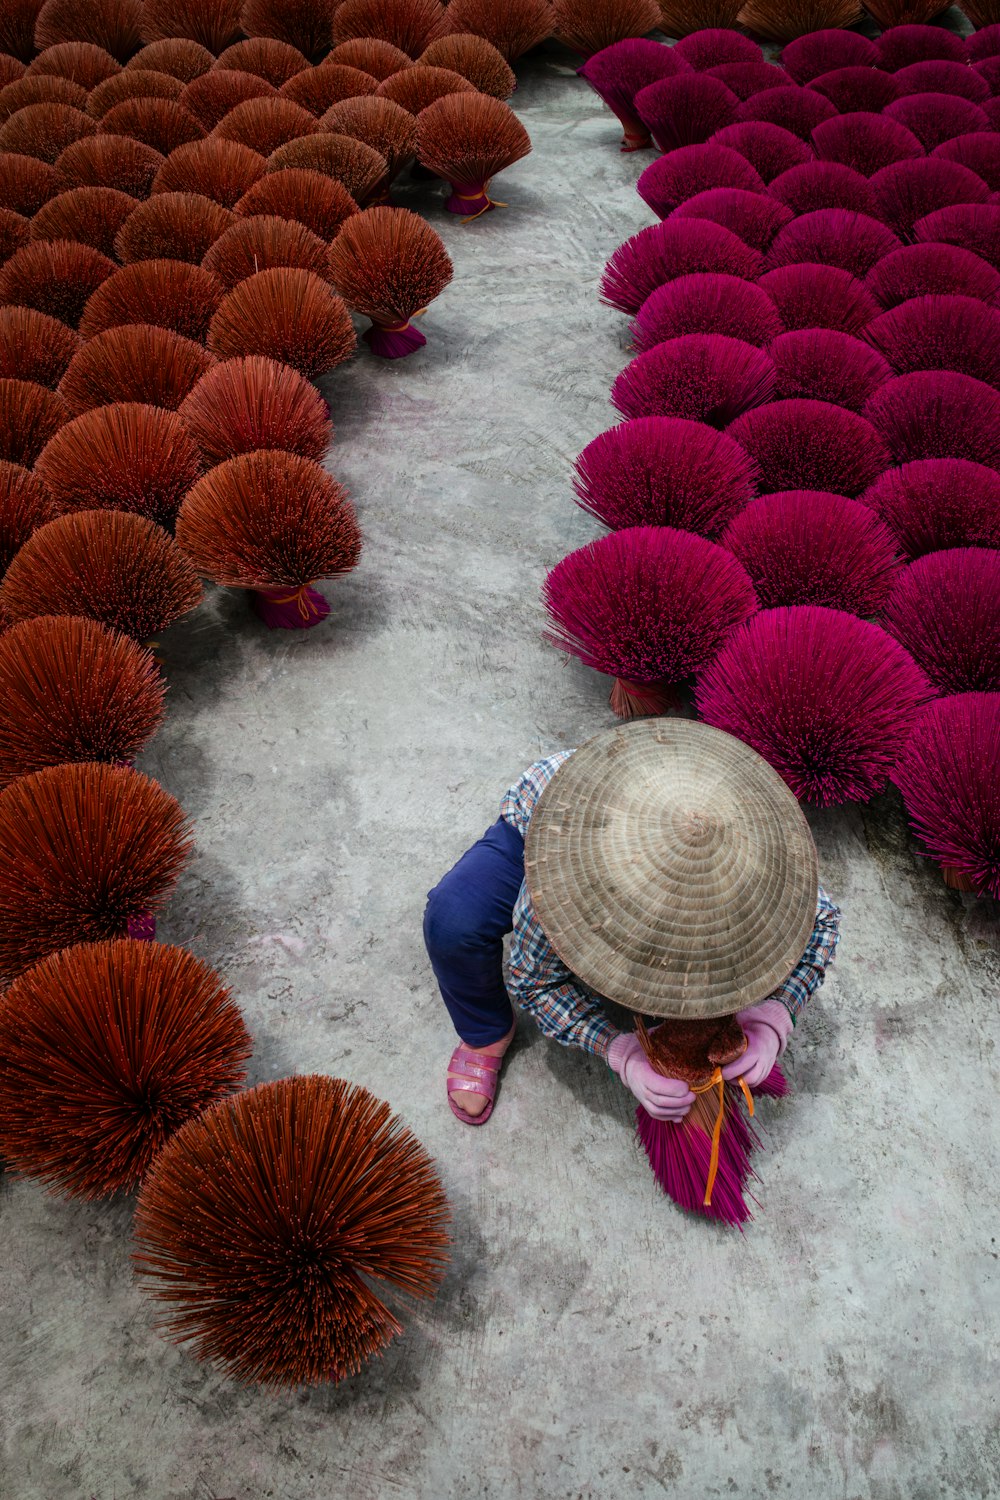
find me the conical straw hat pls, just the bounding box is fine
[524,719,818,1019]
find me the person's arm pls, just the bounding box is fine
[499,751,575,840]
[507,881,619,1058]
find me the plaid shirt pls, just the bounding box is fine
[502,753,841,1060]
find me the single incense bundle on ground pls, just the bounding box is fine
[0,306,79,388]
[866,243,1000,311]
[543,524,758,718]
[601,220,763,315]
[29,43,121,89]
[870,158,990,240]
[327,205,452,357]
[864,370,1000,468]
[152,137,266,208]
[58,323,215,414]
[34,0,142,59]
[882,548,1000,694]
[114,191,234,264]
[179,355,332,465]
[320,96,417,189]
[79,258,225,342]
[282,65,380,117]
[133,1075,450,1386]
[0,378,67,467]
[864,294,1000,389]
[0,615,164,784]
[764,208,901,279]
[672,188,791,253]
[711,121,813,184]
[573,415,758,535]
[632,273,782,351]
[721,490,901,612]
[176,449,361,629]
[415,93,530,218]
[579,40,689,152]
[638,143,765,219]
[99,97,205,155]
[326,38,414,80]
[30,183,137,255]
[215,38,309,86]
[0,940,251,1199]
[768,161,878,219]
[634,73,738,151]
[781,30,879,83]
[860,458,1000,558]
[53,132,165,197]
[234,167,358,239]
[241,0,339,60]
[696,605,930,804]
[419,35,516,100]
[212,95,317,156]
[729,398,890,495]
[207,267,356,377]
[0,152,58,215]
[0,762,192,983]
[333,0,449,57]
[181,69,278,132]
[768,328,891,410]
[553,0,661,59]
[892,693,1000,898]
[140,0,244,52]
[0,102,97,163]
[611,334,776,427]
[204,215,332,288]
[126,39,214,83]
[0,239,115,329]
[35,402,203,530]
[442,0,553,62]
[267,132,387,205]
[0,509,203,638]
[0,462,55,576]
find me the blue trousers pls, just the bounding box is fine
[423,818,525,1046]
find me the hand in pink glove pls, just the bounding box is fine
[607,1033,696,1121]
[721,999,793,1088]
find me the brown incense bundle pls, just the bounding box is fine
[444,0,554,62]
[203,215,332,287]
[151,137,266,208]
[0,0,46,63]
[377,63,475,114]
[234,166,358,239]
[0,615,165,784]
[280,64,379,116]
[34,0,143,61]
[0,208,30,266]
[0,75,88,124]
[98,97,205,156]
[0,58,26,90]
[212,95,317,155]
[0,509,203,638]
[30,184,137,255]
[58,323,215,414]
[416,92,530,217]
[115,190,235,263]
[241,0,339,61]
[28,42,121,89]
[741,0,862,37]
[140,0,244,53]
[0,239,115,328]
[0,940,251,1198]
[79,259,225,342]
[0,306,79,388]
[207,267,356,377]
[267,132,388,204]
[320,95,417,187]
[553,0,661,58]
[53,133,165,197]
[0,462,56,576]
[333,0,449,59]
[419,34,517,99]
[133,1075,450,1387]
[0,152,58,214]
[125,39,215,83]
[0,102,96,163]
[0,378,67,466]
[0,763,192,983]
[657,0,742,36]
[34,402,203,529]
[87,68,186,120]
[326,37,414,80]
[181,69,278,131]
[179,354,332,465]
[215,38,310,86]
[328,205,452,356]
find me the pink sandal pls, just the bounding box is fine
[446,1045,502,1127]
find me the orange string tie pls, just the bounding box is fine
[267,585,316,621]
[690,1068,754,1207]
[456,183,508,223]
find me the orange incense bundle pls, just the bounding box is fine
[34,0,143,60]
[181,69,278,132]
[211,95,317,156]
[114,191,235,264]
[151,137,266,208]
[327,204,452,357]
[86,69,186,120]
[53,132,165,197]
[332,0,449,59]
[242,0,340,61]
[0,151,58,215]
[321,94,416,191]
[207,267,356,377]
[177,449,361,629]
[0,238,115,329]
[59,323,215,413]
[416,91,530,217]
[0,378,67,466]
[98,97,205,156]
[30,183,137,256]
[234,166,358,239]
[419,34,517,99]
[28,42,120,89]
[0,462,56,577]
[0,75,88,123]
[215,38,310,86]
[0,102,96,163]
[203,215,332,288]
[280,64,379,117]
[125,39,215,83]
[378,63,476,114]
[179,355,332,465]
[444,0,553,62]
[267,132,388,204]
[140,0,244,53]
[326,38,414,80]
[79,258,225,343]
[0,306,80,388]
[553,0,661,58]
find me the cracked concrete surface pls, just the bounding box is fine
[1,38,998,1500]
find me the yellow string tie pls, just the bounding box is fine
[266,585,316,622]
[690,1069,754,1207]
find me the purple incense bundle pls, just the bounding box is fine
[633,72,738,151]
[673,30,762,70]
[912,203,1000,271]
[869,159,990,240]
[764,209,902,280]
[768,161,879,219]
[934,134,1000,194]
[811,112,925,178]
[860,458,1000,557]
[878,23,966,71]
[706,60,789,102]
[863,370,1000,468]
[973,55,1000,93]
[611,333,776,426]
[578,38,689,151]
[735,84,837,139]
[712,121,814,183]
[884,93,990,151]
[968,24,1000,63]
[808,66,901,115]
[600,219,763,315]
[781,30,879,83]
[769,328,891,411]
[671,187,791,252]
[866,243,1000,311]
[632,273,783,351]
[637,143,765,220]
[721,490,902,612]
[864,294,1000,388]
[695,605,931,804]
[542,525,758,719]
[892,693,1000,899]
[893,60,991,101]
[882,548,1000,694]
[759,263,880,335]
[573,416,759,536]
[728,398,891,495]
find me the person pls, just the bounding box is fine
[424,719,840,1125]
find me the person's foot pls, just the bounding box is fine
[447,1024,515,1118]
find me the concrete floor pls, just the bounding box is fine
[2,40,999,1500]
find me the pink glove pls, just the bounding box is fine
[607,1033,696,1121]
[721,999,793,1088]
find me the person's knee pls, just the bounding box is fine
[423,882,474,962]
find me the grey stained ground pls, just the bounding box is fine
[2,36,999,1500]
